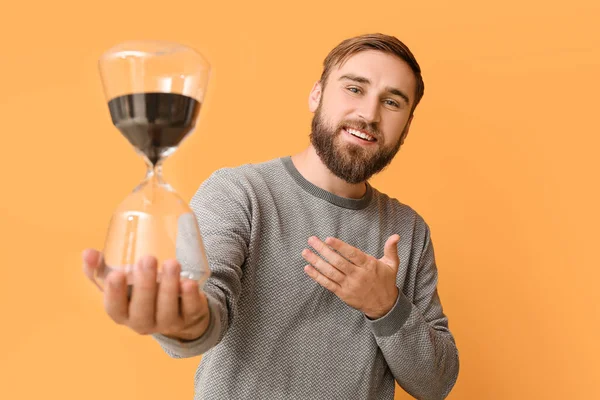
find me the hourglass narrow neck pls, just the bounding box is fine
[144,159,167,185]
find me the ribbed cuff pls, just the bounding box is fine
[152,293,222,357]
[366,290,413,337]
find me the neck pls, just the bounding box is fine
[290,145,367,199]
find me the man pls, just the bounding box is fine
[83,33,460,399]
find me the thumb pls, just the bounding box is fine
[380,234,401,269]
[82,248,106,291]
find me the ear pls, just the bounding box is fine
[399,115,414,145]
[308,81,322,113]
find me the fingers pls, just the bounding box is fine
[301,247,346,284]
[304,264,340,294]
[82,248,101,276]
[92,253,209,339]
[128,256,158,334]
[181,279,207,326]
[324,237,370,267]
[156,260,182,329]
[104,270,129,324]
[306,236,354,275]
[82,248,107,291]
[381,234,401,267]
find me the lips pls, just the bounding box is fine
[342,126,377,142]
[341,128,378,146]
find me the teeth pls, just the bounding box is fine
[346,128,375,141]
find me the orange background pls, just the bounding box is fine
[1,0,599,399]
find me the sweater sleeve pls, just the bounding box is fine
[152,168,251,358]
[366,222,460,400]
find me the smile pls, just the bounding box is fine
[343,127,377,142]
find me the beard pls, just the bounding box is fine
[309,102,405,184]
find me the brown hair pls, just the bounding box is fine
[319,33,425,114]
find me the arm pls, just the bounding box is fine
[302,221,459,399]
[152,168,251,358]
[366,223,459,400]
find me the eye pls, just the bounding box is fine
[346,86,362,94]
[384,99,401,109]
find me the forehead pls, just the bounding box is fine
[330,50,417,97]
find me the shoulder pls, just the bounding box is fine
[372,187,428,225]
[197,157,285,197]
[203,157,282,184]
[370,186,432,242]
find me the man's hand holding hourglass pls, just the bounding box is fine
[82,249,211,342]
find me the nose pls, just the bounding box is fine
[356,96,381,124]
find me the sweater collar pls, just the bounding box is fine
[280,156,373,210]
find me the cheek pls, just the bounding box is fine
[381,118,409,143]
[324,90,355,115]
[320,104,345,128]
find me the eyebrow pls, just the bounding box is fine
[338,74,410,105]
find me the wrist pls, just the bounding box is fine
[170,321,209,342]
[365,287,399,320]
[165,305,211,342]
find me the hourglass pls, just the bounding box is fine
[95,40,211,291]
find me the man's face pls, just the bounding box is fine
[309,50,417,184]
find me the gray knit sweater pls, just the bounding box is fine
[153,156,459,399]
